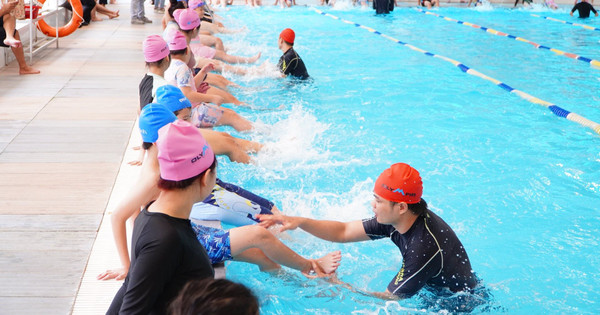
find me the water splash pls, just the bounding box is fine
[252,103,331,169]
[472,1,495,12]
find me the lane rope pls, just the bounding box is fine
[530,14,600,32]
[416,9,600,69]
[310,8,600,136]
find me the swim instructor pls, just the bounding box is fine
[277,28,309,80]
[259,163,477,299]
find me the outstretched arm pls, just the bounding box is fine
[258,214,370,243]
[328,275,398,300]
[97,165,161,281]
[193,62,215,88]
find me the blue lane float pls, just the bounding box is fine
[530,14,600,32]
[310,8,600,136]
[416,9,600,69]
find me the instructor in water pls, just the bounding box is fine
[259,163,477,299]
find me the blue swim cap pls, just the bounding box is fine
[156,85,192,113]
[139,103,178,143]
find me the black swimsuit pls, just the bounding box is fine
[277,48,310,80]
[362,210,477,297]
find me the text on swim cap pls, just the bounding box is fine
[191,144,209,164]
[381,183,417,197]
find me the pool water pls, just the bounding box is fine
[211,5,599,314]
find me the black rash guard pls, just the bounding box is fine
[571,2,597,18]
[277,48,309,80]
[362,210,477,298]
[139,74,154,110]
[107,207,214,315]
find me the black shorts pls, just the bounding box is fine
[0,15,17,48]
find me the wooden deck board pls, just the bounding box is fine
[0,214,101,231]
[0,4,145,313]
[0,297,74,315]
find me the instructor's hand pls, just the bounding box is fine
[257,214,300,232]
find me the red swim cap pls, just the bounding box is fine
[280,28,295,44]
[373,163,423,204]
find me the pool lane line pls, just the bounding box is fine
[310,8,600,136]
[530,14,600,32]
[415,9,600,69]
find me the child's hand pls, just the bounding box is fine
[204,63,215,72]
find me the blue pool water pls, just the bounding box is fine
[211,5,599,314]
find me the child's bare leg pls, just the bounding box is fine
[2,14,21,48]
[230,225,341,275]
[3,19,40,75]
[206,86,244,105]
[205,73,239,89]
[198,129,253,163]
[216,108,253,132]
[91,7,103,21]
[214,50,261,64]
[234,248,280,271]
[199,34,225,51]
[233,137,262,153]
[214,61,248,76]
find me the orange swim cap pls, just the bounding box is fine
[280,28,295,44]
[374,163,423,204]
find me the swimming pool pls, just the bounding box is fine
[212,5,599,314]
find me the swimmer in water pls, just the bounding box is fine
[571,0,598,17]
[545,0,559,9]
[467,0,483,7]
[277,28,310,80]
[259,163,478,300]
[419,0,439,9]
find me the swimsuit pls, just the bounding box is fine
[362,210,477,297]
[191,178,275,226]
[191,103,223,128]
[190,222,233,264]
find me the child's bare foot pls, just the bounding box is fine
[316,250,342,274]
[4,38,22,48]
[92,16,103,21]
[249,52,261,63]
[109,10,120,19]
[19,65,40,75]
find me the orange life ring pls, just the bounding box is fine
[36,0,83,37]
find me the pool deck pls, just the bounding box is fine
[0,3,156,313]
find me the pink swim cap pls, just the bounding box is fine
[157,120,215,181]
[166,29,188,51]
[143,35,170,62]
[173,8,201,31]
[188,0,205,9]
